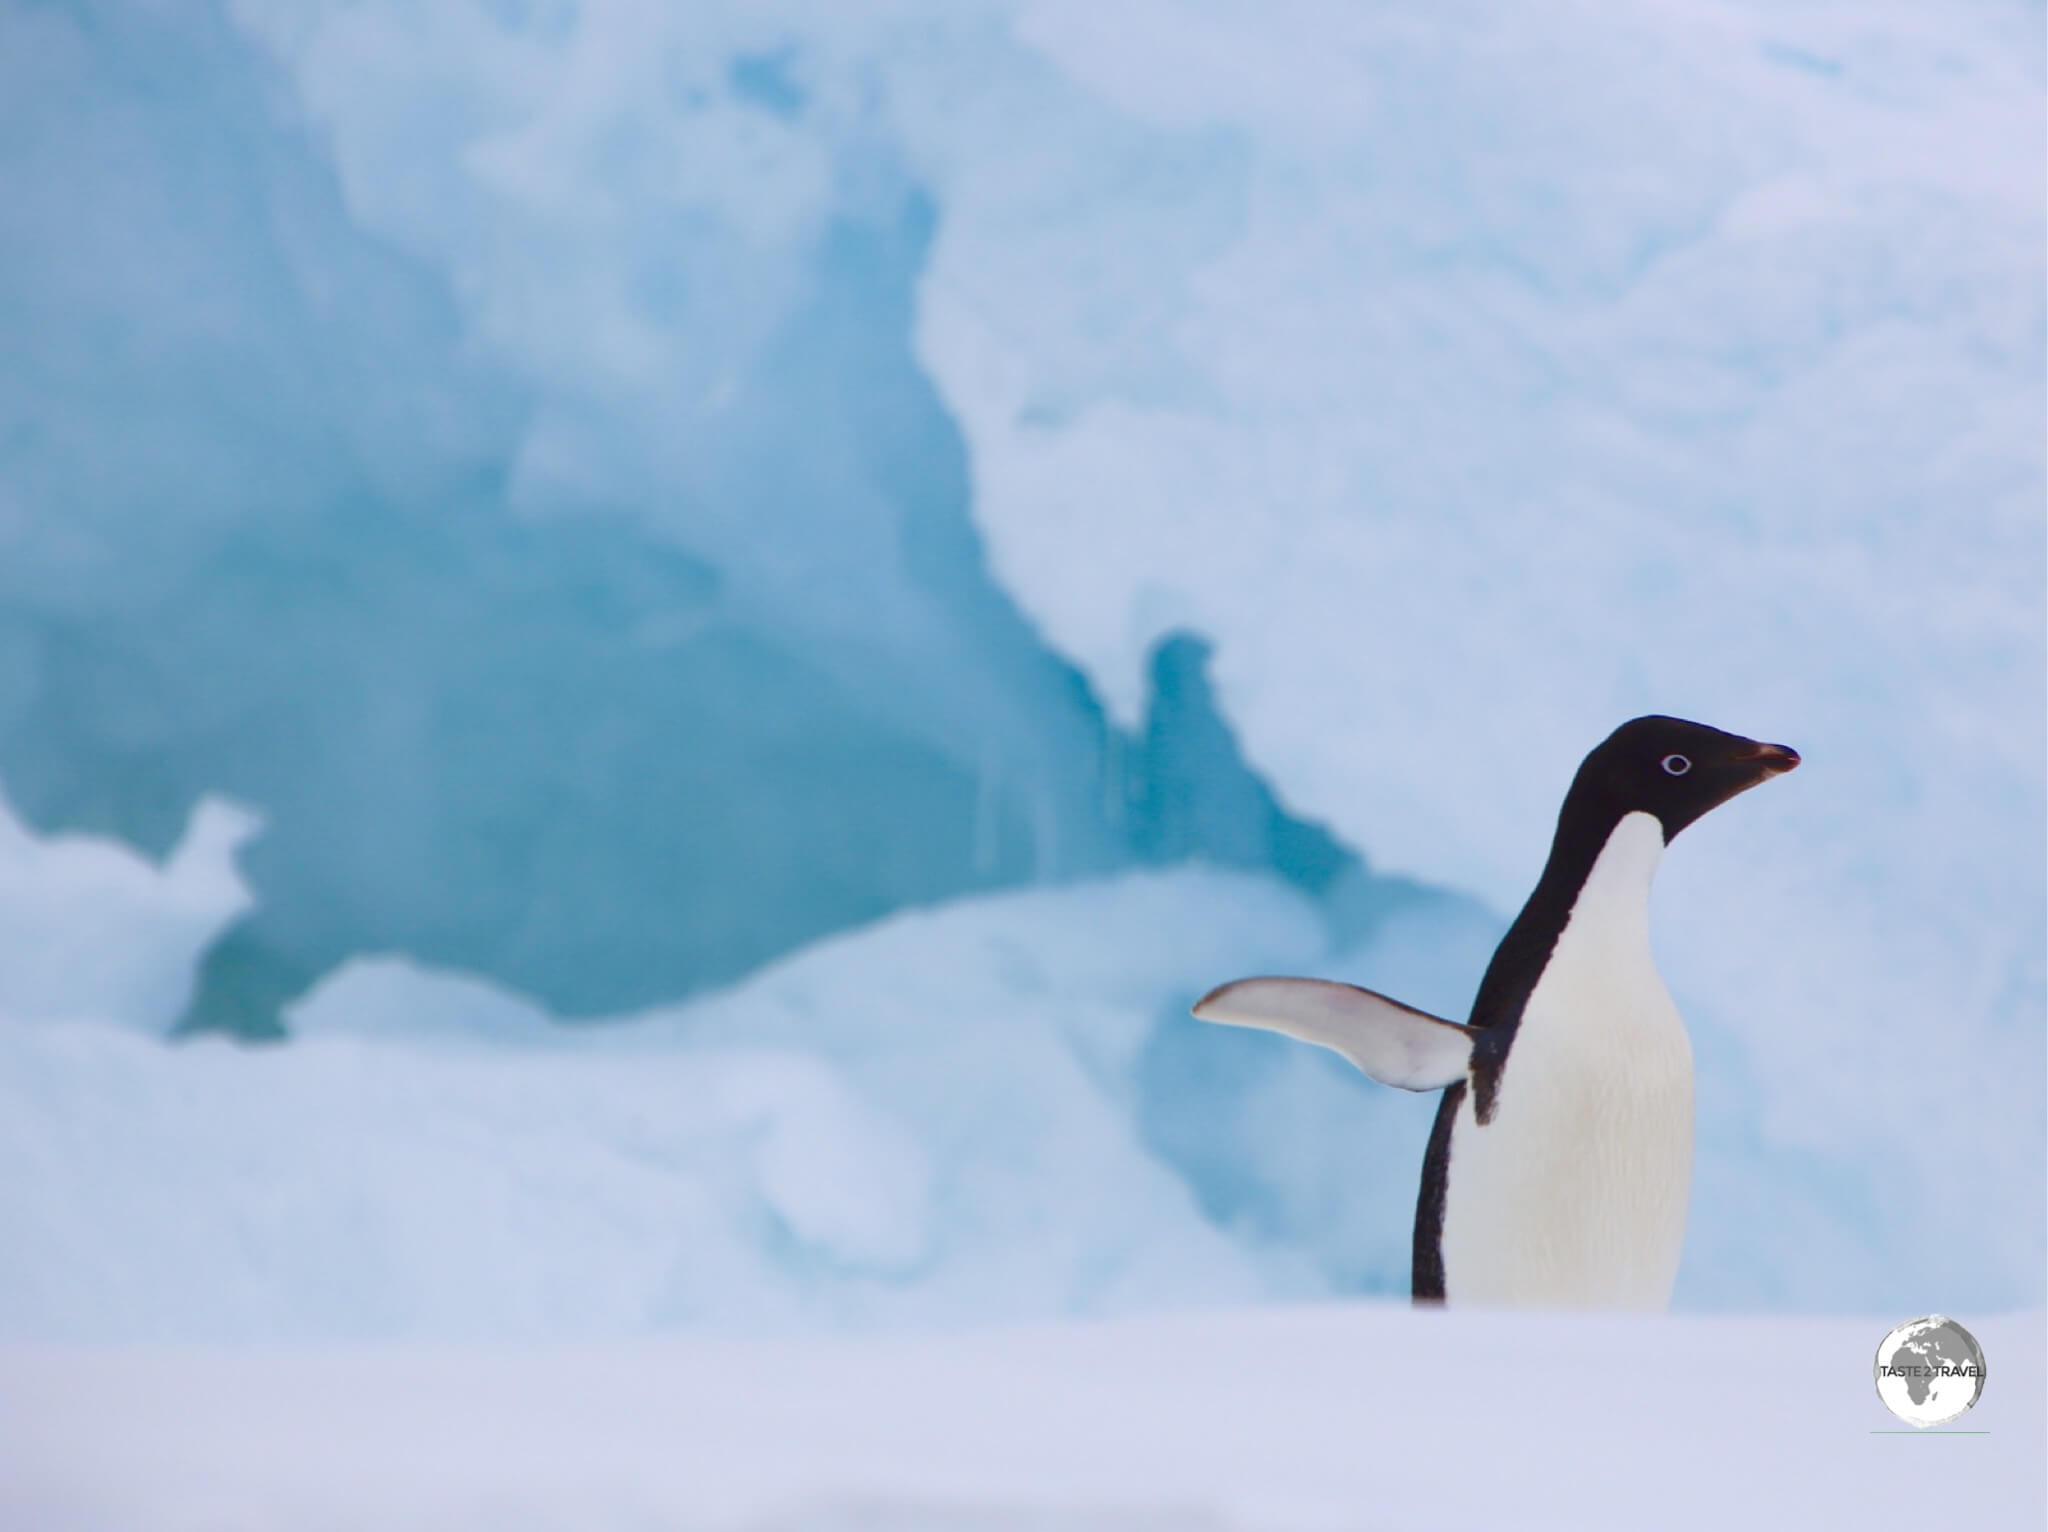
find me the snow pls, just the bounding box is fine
[0,793,256,1031]
[3,1305,2040,1531]
[0,867,1348,1341]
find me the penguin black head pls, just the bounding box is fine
[1569,715,1800,843]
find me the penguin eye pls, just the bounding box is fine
[1661,754,1691,776]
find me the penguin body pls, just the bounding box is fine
[1430,810,1692,1307]
[1194,716,1798,1310]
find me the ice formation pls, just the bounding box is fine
[0,0,2038,1335]
[0,2,1377,1040]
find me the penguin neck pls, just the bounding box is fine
[1471,808,1667,1032]
[1465,804,1671,1120]
[1545,810,1665,948]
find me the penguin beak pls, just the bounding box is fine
[1734,741,1800,777]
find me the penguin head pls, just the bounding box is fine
[1576,715,1799,842]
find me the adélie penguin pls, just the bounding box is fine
[1192,716,1799,1310]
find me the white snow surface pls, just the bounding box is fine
[0,858,1344,1342]
[0,793,257,1032]
[3,1305,2041,1532]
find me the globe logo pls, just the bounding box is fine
[1874,1315,1987,1428]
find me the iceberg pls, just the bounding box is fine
[0,0,2037,1333]
[0,2,1369,1038]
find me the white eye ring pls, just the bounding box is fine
[1661,754,1691,776]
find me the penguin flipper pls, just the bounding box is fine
[1191,976,1473,1091]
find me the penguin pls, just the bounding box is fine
[1191,715,1798,1309]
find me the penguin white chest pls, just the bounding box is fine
[1439,812,1694,1310]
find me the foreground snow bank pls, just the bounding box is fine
[0,868,1373,1340]
[3,1304,2039,1531]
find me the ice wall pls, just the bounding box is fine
[0,1,1369,1037]
[0,0,2038,1331]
